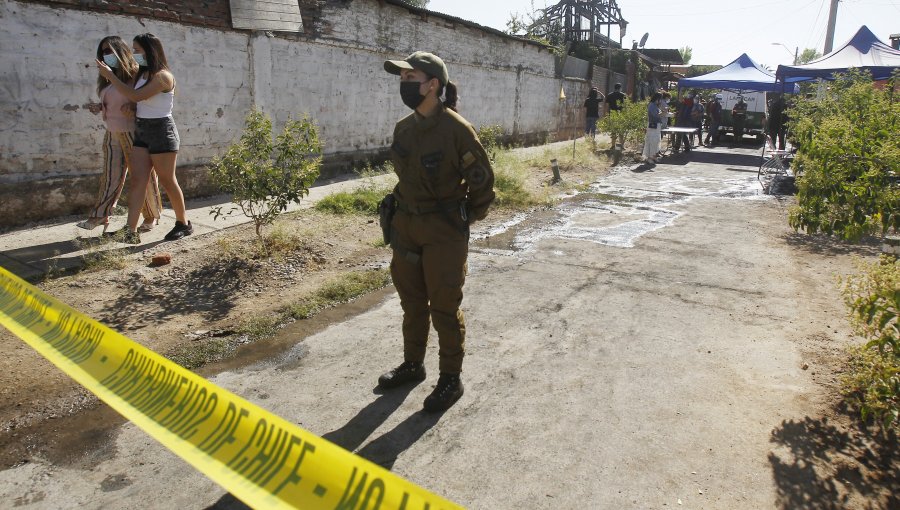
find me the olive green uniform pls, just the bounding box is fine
[389,106,495,374]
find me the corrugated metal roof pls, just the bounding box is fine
[381,0,550,49]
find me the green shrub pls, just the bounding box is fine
[840,255,900,429]
[478,124,505,162]
[598,99,647,149]
[208,108,322,238]
[788,70,900,241]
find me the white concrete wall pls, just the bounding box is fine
[0,0,585,225]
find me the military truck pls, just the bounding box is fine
[716,90,767,143]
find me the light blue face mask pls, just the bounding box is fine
[134,53,147,67]
[103,54,119,68]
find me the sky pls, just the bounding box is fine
[426,0,900,69]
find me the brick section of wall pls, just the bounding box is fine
[17,0,232,29]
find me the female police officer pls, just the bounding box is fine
[377,52,495,413]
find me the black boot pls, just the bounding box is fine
[377,361,425,389]
[423,373,464,413]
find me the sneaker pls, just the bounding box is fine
[423,373,464,413]
[103,227,140,245]
[377,361,426,389]
[164,221,193,241]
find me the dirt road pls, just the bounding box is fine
[0,146,891,508]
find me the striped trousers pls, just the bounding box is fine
[87,130,162,221]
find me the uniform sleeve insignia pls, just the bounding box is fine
[462,151,476,168]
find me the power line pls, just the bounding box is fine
[804,0,828,49]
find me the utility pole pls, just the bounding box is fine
[823,0,839,54]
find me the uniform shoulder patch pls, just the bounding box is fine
[462,151,476,168]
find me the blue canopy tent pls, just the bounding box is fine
[776,26,900,84]
[677,53,796,93]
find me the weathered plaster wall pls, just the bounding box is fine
[0,0,587,227]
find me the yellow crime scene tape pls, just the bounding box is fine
[0,267,462,510]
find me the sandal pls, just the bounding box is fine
[137,221,155,233]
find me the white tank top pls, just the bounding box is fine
[134,75,174,119]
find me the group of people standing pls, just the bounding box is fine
[642,92,757,164]
[79,33,192,244]
[582,83,627,146]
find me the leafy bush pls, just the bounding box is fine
[788,70,899,242]
[208,109,322,238]
[477,124,505,162]
[598,99,647,149]
[840,255,900,429]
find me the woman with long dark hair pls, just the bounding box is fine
[78,36,161,234]
[375,52,495,413]
[97,33,191,244]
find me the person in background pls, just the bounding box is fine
[98,33,191,244]
[642,92,663,165]
[732,96,748,145]
[657,91,672,157]
[378,51,495,413]
[583,88,603,140]
[78,36,161,234]
[704,94,723,146]
[767,93,787,150]
[605,83,626,148]
[690,93,705,147]
[674,92,695,152]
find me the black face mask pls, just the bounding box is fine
[400,81,426,110]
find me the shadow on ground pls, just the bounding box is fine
[204,385,441,510]
[780,232,883,257]
[101,256,257,329]
[659,150,763,168]
[768,413,899,509]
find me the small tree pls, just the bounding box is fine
[208,109,322,238]
[598,99,647,149]
[477,124,505,162]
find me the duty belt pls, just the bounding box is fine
[396,200,462,216]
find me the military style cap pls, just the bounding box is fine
[384,51,449,85]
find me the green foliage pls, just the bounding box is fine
[571,41,602,64]
[504,1,564,48]
[208,108,322,238]
[685,65,722,78]
[788,70,900,242]
[679,46,692,65]
[477,124,505,162]
[284,269,392,320]
[493,165,538,208]
[598,99,648,148]
[315,187,384,215]
[315,165,396,215]
[798,48,822,64]
[840,255,900,429]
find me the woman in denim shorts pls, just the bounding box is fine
[97,33,192,244]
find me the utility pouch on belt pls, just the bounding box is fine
[378,193,397,244]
